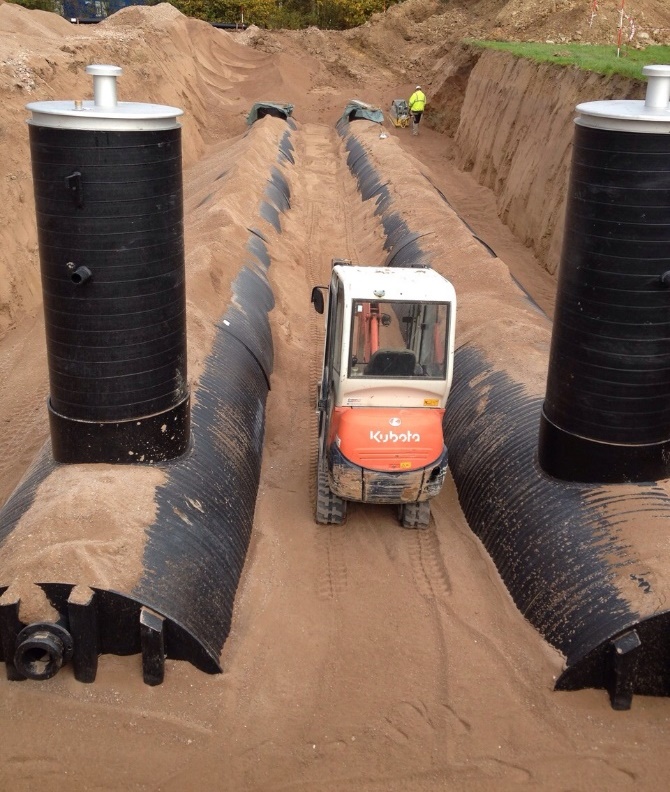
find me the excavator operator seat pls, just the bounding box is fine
[364,349,417,377]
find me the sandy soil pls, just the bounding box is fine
[0,2,670,790]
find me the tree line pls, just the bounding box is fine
[11,0,402,30]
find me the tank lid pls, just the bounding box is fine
[26,64,183,132]
[575,64,670,133]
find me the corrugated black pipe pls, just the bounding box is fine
[0,124,293,685]
[338,117,670,709]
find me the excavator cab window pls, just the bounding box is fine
[349,300,449,379]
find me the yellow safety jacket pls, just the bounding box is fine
[408,90,426,112]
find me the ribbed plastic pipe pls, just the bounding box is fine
[0,126,293,684]
[27,65,189,463]
[339,116,670,707]
[539,65,670,483]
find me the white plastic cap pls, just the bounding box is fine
[575,63,670,134]
[643,64,670,109]
[26,63,183,131]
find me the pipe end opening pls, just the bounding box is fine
[14,623,74,681]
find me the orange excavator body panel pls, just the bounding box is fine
[328,406,446,473]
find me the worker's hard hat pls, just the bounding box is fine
[416,85,421,89]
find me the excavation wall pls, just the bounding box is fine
[432,48,646,276]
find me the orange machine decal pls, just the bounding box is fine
[329,407,446,472]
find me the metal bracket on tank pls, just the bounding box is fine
[65,171,83,208]
[0,595,25,681]
[140,607,166,686]
[607,630,642,711]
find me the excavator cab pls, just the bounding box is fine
[312,261,456,527]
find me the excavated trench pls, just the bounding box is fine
[1,93,670,708]
[0,115,395,684]
[338,118,670,707]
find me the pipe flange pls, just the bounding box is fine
[14,622,74,681]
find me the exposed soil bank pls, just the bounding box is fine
[430,46,646,275]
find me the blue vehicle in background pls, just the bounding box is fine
[60,0,144,23]
[59,1,246,26]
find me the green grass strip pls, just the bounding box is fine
[466,41,670,80]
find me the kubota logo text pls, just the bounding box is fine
[370,430,421,443]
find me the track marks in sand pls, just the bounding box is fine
[382,699,441,744]
[3,755,65,781]
[381,698,472,757]
[474,757,533,784]
[315,523,348,600]
[299,124,360,265]
[306,200,328,514]
[405,525,451,603]
[295,125,362,596]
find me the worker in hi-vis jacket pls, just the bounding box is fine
[408,86,426,136]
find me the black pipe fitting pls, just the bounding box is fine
[14,622,74,681]
[71,265,92,285]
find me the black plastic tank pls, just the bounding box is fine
[539,65,670,483]
[27,65,189,464]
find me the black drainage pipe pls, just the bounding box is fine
[339,118,670,708]
[0,112,293,684]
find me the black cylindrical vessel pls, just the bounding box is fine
[539,65,670,483]
[27,65,189,464]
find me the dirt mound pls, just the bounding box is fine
[101,1,184,27]
[327,0,670,80]
[401,0,670,45]
[242,0,670,105]
[0,2,74,37]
